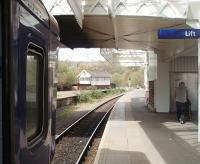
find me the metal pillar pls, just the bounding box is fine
[198,37,200,142]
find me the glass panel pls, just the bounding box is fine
[26,51,43,142]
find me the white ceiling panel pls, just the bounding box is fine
[82,15,197,60]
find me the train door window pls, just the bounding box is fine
[26,44,44,145]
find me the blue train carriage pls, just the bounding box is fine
[1,0,59,163]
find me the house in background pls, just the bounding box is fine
[77,70,111,89]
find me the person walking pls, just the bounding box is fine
[175,81,187,124]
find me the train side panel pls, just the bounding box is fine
[49,15,59,161]
[16,1,50,163]
[1,0,59,163]
[12,0,59,163]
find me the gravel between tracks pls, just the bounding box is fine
[56,110,89,134]
[54,98,118,164]
[82,114,109,164]
[56,95,121,134]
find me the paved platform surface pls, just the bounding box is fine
[94,89,200,164]
[57,91,79,99]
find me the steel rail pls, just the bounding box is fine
[75,105,114,164]
[55,94,123,142]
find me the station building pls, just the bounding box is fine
[78,70,111,89]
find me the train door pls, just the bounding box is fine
[15,2,51,164]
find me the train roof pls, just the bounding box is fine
[20,0,59,37]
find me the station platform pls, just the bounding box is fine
[57,91,79,99]
[94,89,200,164]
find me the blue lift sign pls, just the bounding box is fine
[158,29,200,39]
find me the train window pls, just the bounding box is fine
[26,46,44,144]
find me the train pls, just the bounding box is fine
[1,0,60,163]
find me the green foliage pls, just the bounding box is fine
[77,63,91,74]
[77,91,92,103]
[91,89,102,99]
[106,88,125,95]
[57,61,77,89]
[110,67,144,87]
[77,88,125,103]
[112,73,123,87]
[85,61,144,87]
[57,60,144,90]
[87,86,97,90]
[56,106,77,119]
[130,68,144,87]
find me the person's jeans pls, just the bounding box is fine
[176,101,186,121]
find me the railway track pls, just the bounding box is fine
[54,95,122,164]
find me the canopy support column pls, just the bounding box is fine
[198,37,200,142]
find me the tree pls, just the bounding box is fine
[57,61,77,90]
[57,60,144,89]
[77,63,91,74]
[111,73,123,87]
[130,68,144,87]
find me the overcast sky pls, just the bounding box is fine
[58,48,105,62]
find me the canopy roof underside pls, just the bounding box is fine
[42,0,198,62]
[43,0,189,18]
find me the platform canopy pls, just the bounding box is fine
[100,49,147,67]
[43,0,189,17]
[42,0,198,61]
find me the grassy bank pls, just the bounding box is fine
[77,88,125,103]
[56,88,125,119]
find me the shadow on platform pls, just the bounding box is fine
[123,97,200,164]
[97,149,150,164]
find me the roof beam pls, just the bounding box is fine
[100,48,114,64]
[88,0,100,12]
[114,0,130,14]
[108,0,119,49]
[136,2,146,13]
[88,0,107,13]
[49,0,63,12]
[158,2,168,14]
